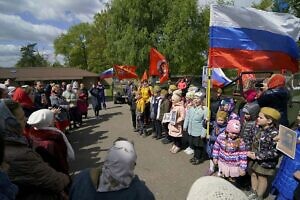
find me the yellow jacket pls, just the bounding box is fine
[136,98,145,113]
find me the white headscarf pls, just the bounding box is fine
[187,176,248,200]
[27,109,75,160]
[97,140,137,192]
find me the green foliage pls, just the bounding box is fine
[54,23,92,70]
[15,43,50,67]
[286,0,300,17]
[53,0,211,76]
[252,0,273,10]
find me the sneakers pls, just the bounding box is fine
[184,147,194,155]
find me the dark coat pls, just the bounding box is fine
[5,142,69,200]
[257,87,290,126]
[70,168,155,200]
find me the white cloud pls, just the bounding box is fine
[0,13,65,43]
[0,0,109,23]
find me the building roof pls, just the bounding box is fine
[0,67,99,81]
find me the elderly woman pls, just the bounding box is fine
[50,84,70,133]
[0,99,70,199]
[69,138,154,200]
[27,109,75,174]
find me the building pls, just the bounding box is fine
[0,67,108,87]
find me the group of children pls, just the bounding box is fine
[128,74,300,200]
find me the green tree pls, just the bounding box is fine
[54,23,92,70]
[286,0,300,17]
[252,0,273,10]
[16,43,50,67]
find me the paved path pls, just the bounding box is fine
[68,101,275,200]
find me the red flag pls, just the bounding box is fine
[141,70,148,82]
[114,65,138,80]
[149,48,169,83]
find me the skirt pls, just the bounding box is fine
[218,161,241,178]
[251,161,275,176]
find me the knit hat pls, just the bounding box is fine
[172,89,182,102]
[168,84,177,92]
[194,92,205,100]
[216,111,228,121]
[188,86,198,92]
[242,102,260,120]
[226,119,241,134]
[27,109,54,128]
[187,176,248,200]
[216,88,222,94]
[260,107,281,121]
[267,74,286,89]
[220,98,235,113]
[153,85,161,93]
[185,91,195,100]
[243,89,257,103]
[160,89,168,96]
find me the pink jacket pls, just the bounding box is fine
[168,101,185,137]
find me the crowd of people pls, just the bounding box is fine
[0,73,299,200]
[126,74,300,200]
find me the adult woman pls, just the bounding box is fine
[257,74,290,126]
[27,109,75,174]
[50,84,70,133]
[12,86,35,117]
[0,99,70,199]
[69,138,154,200]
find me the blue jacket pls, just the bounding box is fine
[183,106,208,137]
[0,171,18,200]
[272,127,300,200]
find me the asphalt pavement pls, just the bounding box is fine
[67,101,275,200]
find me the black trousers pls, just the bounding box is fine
[154,120,162,137]
[130,110,136,129]
[172,136,182,148]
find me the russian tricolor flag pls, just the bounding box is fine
[99,68,114,79]
[209,5,300,73]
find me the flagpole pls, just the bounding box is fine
[206,67,211,138]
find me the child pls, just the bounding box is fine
[240,102,260,151]
[127,89,137,131]
[206,110,228,175]
[183,92,207,164]
[168,89,185,153]
[150,86,161,139]
[212,119,247,180]
[156,89,170,140]
[135,92,146,136]
[219,98,239,121]
[183,91,195,155]
[247,107,281,200]
[149,86,161,136]
[271,110,300,200]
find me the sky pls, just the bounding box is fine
[0,0,260,68]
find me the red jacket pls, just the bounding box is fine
[27,127,69,174]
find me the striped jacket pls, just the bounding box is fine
[213,132,248,171]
